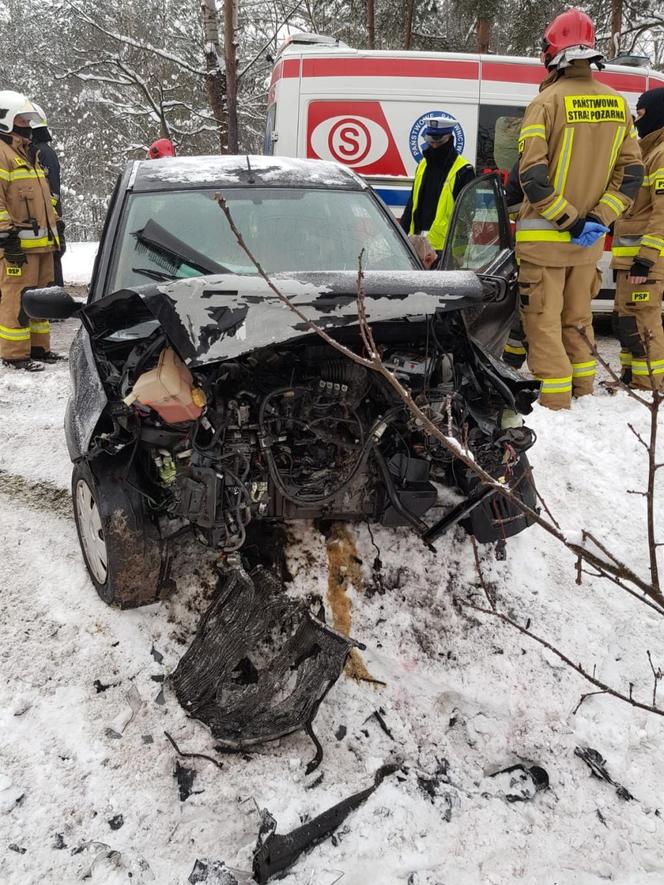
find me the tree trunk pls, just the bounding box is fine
[367,0,375,49]
[609,0,622,58]
[404,0,416,49]
[224,0,238,154]
[477,16,491,53]
[201,0,227,153]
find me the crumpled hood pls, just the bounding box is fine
[83,270,485,366]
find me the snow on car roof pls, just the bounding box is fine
[131,155,365,192]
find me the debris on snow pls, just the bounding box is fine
[105,685,143,738]
[252,764,399,883]
[172,563,358,769]
[575,746,636,801]
[188,858,239,884]
[93,679,115,693]
[484,761,550,803]
[174,761,198,802]
[108,814,124,830]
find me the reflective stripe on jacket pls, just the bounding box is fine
[611,128,664,279]
[0,134,59,255]
[409,154,469,251]
[516,62,644,267]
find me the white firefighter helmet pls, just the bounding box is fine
[29,101,49,129]
[0,91,40,133]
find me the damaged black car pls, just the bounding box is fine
[24,156,539,609]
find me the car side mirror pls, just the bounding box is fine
[22,286,81,320]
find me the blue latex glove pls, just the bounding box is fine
[571,221,609,248]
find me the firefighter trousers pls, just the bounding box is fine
[0,252,54,361]
[518,261,599,410]
[615,271,664,389]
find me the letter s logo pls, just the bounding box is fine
[310,115,389,168]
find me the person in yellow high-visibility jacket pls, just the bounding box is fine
[515,9,644,409]
[611,87,664,389]
[400,116,474,256]
[0,90,60,372]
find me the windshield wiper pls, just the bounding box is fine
[133,219,233,276]
[131,266,177,282]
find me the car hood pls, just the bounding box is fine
[83,270,484,366]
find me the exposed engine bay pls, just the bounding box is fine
[89,305,538,548]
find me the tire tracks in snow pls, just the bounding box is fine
[0,468,72,519]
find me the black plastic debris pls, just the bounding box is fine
[172,564,358,771]
[417,759,450,803]
[252,764,399,883]
[151,646,164,664]
[188,858,239,884]
[94,680,113,693]
[487,762,549,802]
[108,814,124,831]
[175,761,197,802]
[574,746,636,801]
[53,833,67,850]
[367,709,394,740]
[8,843,26,854]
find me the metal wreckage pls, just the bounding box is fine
[27,264,539,879]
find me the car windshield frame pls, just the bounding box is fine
[104,184,420,295]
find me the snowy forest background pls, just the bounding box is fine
[1,0,662,239]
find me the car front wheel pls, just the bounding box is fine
[72,453,168,608]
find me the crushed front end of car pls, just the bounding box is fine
[76,269,539,552]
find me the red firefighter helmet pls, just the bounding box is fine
[147,138,176,159]
[541,9,597,68]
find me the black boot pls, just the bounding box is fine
[31,347,66,363]
[2,358,45,372]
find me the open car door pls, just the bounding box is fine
[439,173,517,357]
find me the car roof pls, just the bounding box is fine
[129,154,366,192]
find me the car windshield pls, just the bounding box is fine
[107,186,418,292]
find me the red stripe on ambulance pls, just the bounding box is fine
[300,57,479,80]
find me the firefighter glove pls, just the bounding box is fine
[2,231,27,267]
[628,258,651,280]
[571,220,609,248]
[57,219,66,256]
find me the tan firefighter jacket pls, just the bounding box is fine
[611,128,664,280]
[0,133,59,255]
[516,62,644,267]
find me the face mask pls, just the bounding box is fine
[635,87,664,139]
[13,125,33,140]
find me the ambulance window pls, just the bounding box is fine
[477,105,525,179]
[264,105,276,156]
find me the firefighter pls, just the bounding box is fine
[400,116,474,255]
[30,102,65,288]
[147,138,176,159]
[611,87,664,389]
[0,91,60,371]
[515,9,644,409]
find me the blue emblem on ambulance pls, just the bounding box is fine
[409,111,465,163]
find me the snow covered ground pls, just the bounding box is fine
[61,242,98,286]
[1,288,664,883]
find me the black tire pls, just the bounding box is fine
[72,451,169,608]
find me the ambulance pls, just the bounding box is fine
[265,34,664,310]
